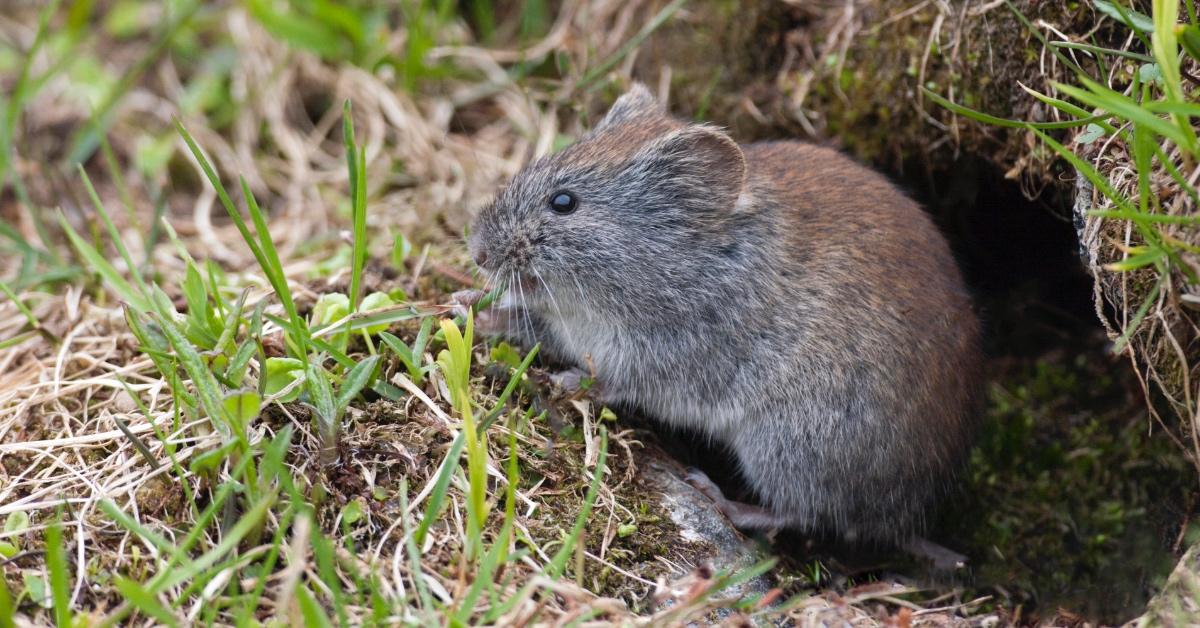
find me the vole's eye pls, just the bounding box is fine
[548,191,578,215]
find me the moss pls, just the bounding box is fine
[642,1,1132,198]
[943,348,1194,623]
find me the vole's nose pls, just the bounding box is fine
[472,248,488,268]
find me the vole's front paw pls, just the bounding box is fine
[450,289,485,317]
[450,289,511,337]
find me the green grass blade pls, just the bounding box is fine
[343,100,369,312]
[1028,127,1137,215]
[1095,0,1155,33]
[335,354,381,409]
[76,165,155,306]
[0,279,39,329]
[151,491,277,592]
[113,577,178,627]
[311,530,349,627]
[1003,1,1087,77]
[0,563,13,628]
[1049,41,1154,62]
[1106,246,1165,271]
[546,426,608,579]
[295,585,335,628]
[1053,80,1192,149]
[1088,209,1200,224]
[481,344,540,429]
[397,479,433,613]
[240,177,308,350]
[150,311,238,443]
[1143,100,1200,116]
[56,212,152,313]
[1114,272,1164,353]
[45,514,71,627]
[1018,83,1119,133]
[174,121,309,351]
[922,87,1108,129]
[580,0,688,88]
[414,435,468,545]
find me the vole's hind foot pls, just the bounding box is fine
[684,468,791,532]
[903,536,967,571]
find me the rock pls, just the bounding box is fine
[640,456,773,603]
[1132,541,1200,625]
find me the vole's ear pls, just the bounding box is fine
[635,124,747,212]
[595,83,663,131]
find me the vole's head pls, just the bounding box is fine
[468,84,748,316]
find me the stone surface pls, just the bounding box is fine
[640,456,773,602]
[1133,541,1200,625]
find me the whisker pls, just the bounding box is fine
[515,270,538,349]
[531,264,574,351]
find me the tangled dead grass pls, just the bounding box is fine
[1074,62,1200,476]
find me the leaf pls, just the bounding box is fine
[1138,62,1163,84]
[151,491,277,592]
[1077,123,1106,145]
[1105,246,1165,271]
[221,390,262,431]
[1094,0,1154,33]
[56,211,151,313]
[188,441,238,477]
[263,357,305,403]
[413,434,470,546]
[0,563,13,628]
[340,499,365,525]
[4,512,29,536]
[1053,79,1193,149]
[380,331,417,369]
[225,339,256,386]
[45,515,70,627]
[1179,23,1200,61]
[923,86,1107,130]
[546,426,607,579]
[244,0,347,60]
[295,585,334,628]
[358,292,396,334]
[306,365,338,464]
[175,121,309,352]
[114,577,179,627]
[392,232,413,268]
[312,293,350,327]
[23,572,47,609]
[335,355,381,410]
[490,342,522,368]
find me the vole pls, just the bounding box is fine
[462,84,982,567]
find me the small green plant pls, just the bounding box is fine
[437,312,489,559]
